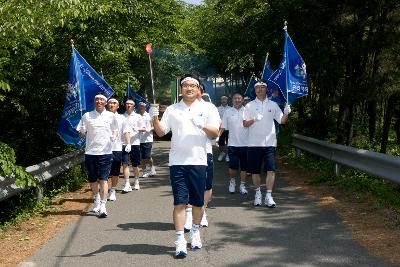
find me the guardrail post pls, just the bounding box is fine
[35,184,44,202]
[295,148,301,158]
[334,163,341,178]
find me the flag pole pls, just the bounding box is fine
[127,76,130,99]
[70,39,83,118]
[283,21,289,104]
[148,53,156,104]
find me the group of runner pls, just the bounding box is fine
[77,74,291,258]
[77,94,156,218]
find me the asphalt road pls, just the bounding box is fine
[22,141,397,267]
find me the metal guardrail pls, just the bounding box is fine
[292,134,400,184]
[0,150,85,202]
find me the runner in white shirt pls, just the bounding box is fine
[150,75,220,258]
[184,82,220,231]
[217,96,230,162]
[77,93,118,218]
[106,98,125,201]
[243,82,291,208]
[221,92,249,195]
[123,100,142,191]
[138,102,156,178]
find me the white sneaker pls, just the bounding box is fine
[184,209,192,233]
[92,197,101,213]
[142,169,150,178]
[149,166,156,176]
[175,239,187,258]
[108,188,116,201]
[122,182,132,193]
[228,178,236,193]
[201,212,208,227]
[225,154,230,162]
[134,178,140,190]
[99,201,108,218]
[190,230,202,250]
[217,152,225,162]
[239,183,248,195]
[265,195,277,208]
[254,191,262,206]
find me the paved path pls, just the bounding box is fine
[23,141,397,267]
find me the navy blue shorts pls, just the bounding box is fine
[205,153,214,190]
[169,165,207,207]
[140,142,152,160]
[228,146,247,171]
[85,154,113,182]
[122,145,141,167]
[218,130,229,146]
[246,147,276,174]
[110,151,122,176]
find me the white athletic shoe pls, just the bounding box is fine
[108,188,116,201]
[141,169,150,178]
[149,166,156,176]
[217,152,226,162]
[201,213,208,227]
[190,230,202,250]
[99,201,108,218]
[184,209,192,233]
[175,239,187,258]
[133,178,140,190]
[254,191,262,206]
[122,182,132,193]
[228,178,236,193]
[239,183,248,195]
[225,154,230,162]
[92,197,101,213]
[265,195,277,208]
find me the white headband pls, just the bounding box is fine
[254,82,267,88]
[95,94,108,101]
[180,77,199,86]
[108,98,119,104]
[125,100,134,104]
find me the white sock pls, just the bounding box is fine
[240,181,245,185]
[267,190,272,197]
[176,230,185,241]
[255,187,261,192]
[230,177,236,182]
[192,224,200,232]
[186,208,192,213]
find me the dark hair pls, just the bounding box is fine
[232,91,243,98]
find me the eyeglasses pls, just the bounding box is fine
[181,83,198,89]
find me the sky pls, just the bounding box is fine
[182,0,203,5]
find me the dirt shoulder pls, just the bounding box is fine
[278,157,400,265]
[1,160,399,266]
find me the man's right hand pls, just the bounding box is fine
[149,106,159,118]
[254,114,263,121]
[125,144,131,153]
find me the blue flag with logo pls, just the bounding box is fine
[244,75,257,100]
[57,48,114,148]
[268,28,308,105]
[126,82,150,112]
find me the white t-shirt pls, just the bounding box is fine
[160,99,220,166]
[222,106,248,147]
[201,100,220,154]
[243,98,283,147]
[123,113,142,145]
[111,113,126,152]
[217,105,230,121]
[138,112,154,143]
[77,110,118,155]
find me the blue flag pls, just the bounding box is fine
[244,75,257,100]
[126,82,150,112]
[57,48,114,148]
[261,54,273,81]
[268,28,308,105]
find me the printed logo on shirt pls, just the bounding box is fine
[268,109,272,112]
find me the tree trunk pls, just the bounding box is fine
[395,118,400,145]
[367,100,377,142]
[380,95,395,153]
